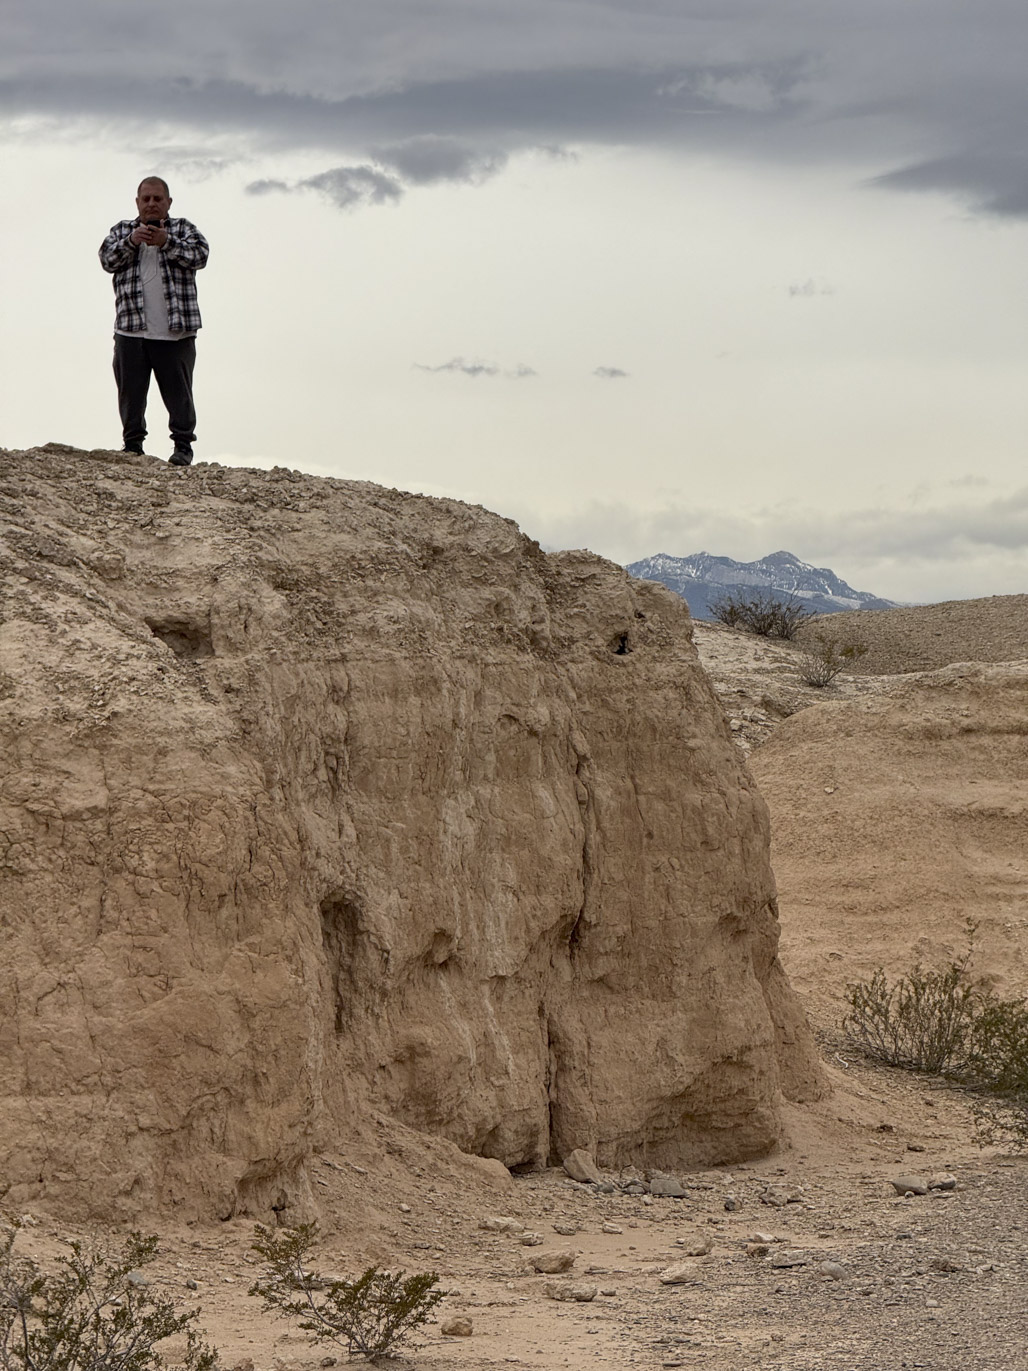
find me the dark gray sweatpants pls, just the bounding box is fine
[113,333,197,450]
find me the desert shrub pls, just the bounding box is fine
[842,939,1028,1149]
[797,633,869,687]
[0,1226,217,1371]
[841,962,980,1074]
[709,592,814,640]
[966,994,1028,1098]
[709,595,744,628]
[248,1223,442,1362]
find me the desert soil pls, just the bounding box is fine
[10,1059,1026,1371]
[812,596,1028,677]
[9,600,1028,1370]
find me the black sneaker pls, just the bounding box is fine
[169,445,193,467]
[122,441,145,456]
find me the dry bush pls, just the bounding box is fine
[842,934,1028,1149]
[842,962,979,1074]
[248,1223,442,1361]
[797,633,869,687]
[709,592,814,640]
[0,1227,217,1371]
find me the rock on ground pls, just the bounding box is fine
[562,1150,601,1184]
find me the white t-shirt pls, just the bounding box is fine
[116,242,197,341]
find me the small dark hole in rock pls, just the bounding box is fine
[612,632,631,655]
[146,617,214,660]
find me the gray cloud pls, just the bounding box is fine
[0,64,797,159]
[6,3,1028,217]
[246,163,402,208]
[246,178,289,195]
[414,357,537,379]
[416,358,499,378]
[594,366,629,379]
[372,135,508,185]
[244,134,510,209]
[871,152,1028,218]
[299,164,403,208]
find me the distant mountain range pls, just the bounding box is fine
[625,550,899,621]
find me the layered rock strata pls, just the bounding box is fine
[0,444,822,1219]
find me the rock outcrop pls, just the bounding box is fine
[0,444,822,1220]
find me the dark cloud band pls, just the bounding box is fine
[5,4,1028,218]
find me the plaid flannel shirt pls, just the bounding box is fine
[99,217,209,333]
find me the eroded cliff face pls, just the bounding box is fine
[0,444,822,1220]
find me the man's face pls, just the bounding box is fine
[136,181,171,222]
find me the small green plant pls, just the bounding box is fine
[797,633,868,687]
[0,1225,217,1371]
[248,1224,442,1362]
[709,592,814,640]
[842,931,1028,1149]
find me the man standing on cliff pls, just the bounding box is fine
[99,177,210,467]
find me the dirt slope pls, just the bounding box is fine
[810,594,1028,676]
[750,663,1028,1025]
[690,612,1028,1029]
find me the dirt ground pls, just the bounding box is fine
[8,1059,1026,1371]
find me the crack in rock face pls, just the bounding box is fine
[0,444,824,1222]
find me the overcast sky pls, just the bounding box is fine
[4,1,1028,603]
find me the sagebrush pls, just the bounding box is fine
[248,1223,442,1361]
[709,592,814,640]
[0,1226,217,1371]
[797,633,868,687]
[842,936,1028,1148]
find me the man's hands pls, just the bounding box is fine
[130,223,169,247]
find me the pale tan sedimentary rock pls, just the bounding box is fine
[0,444,822,1221]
